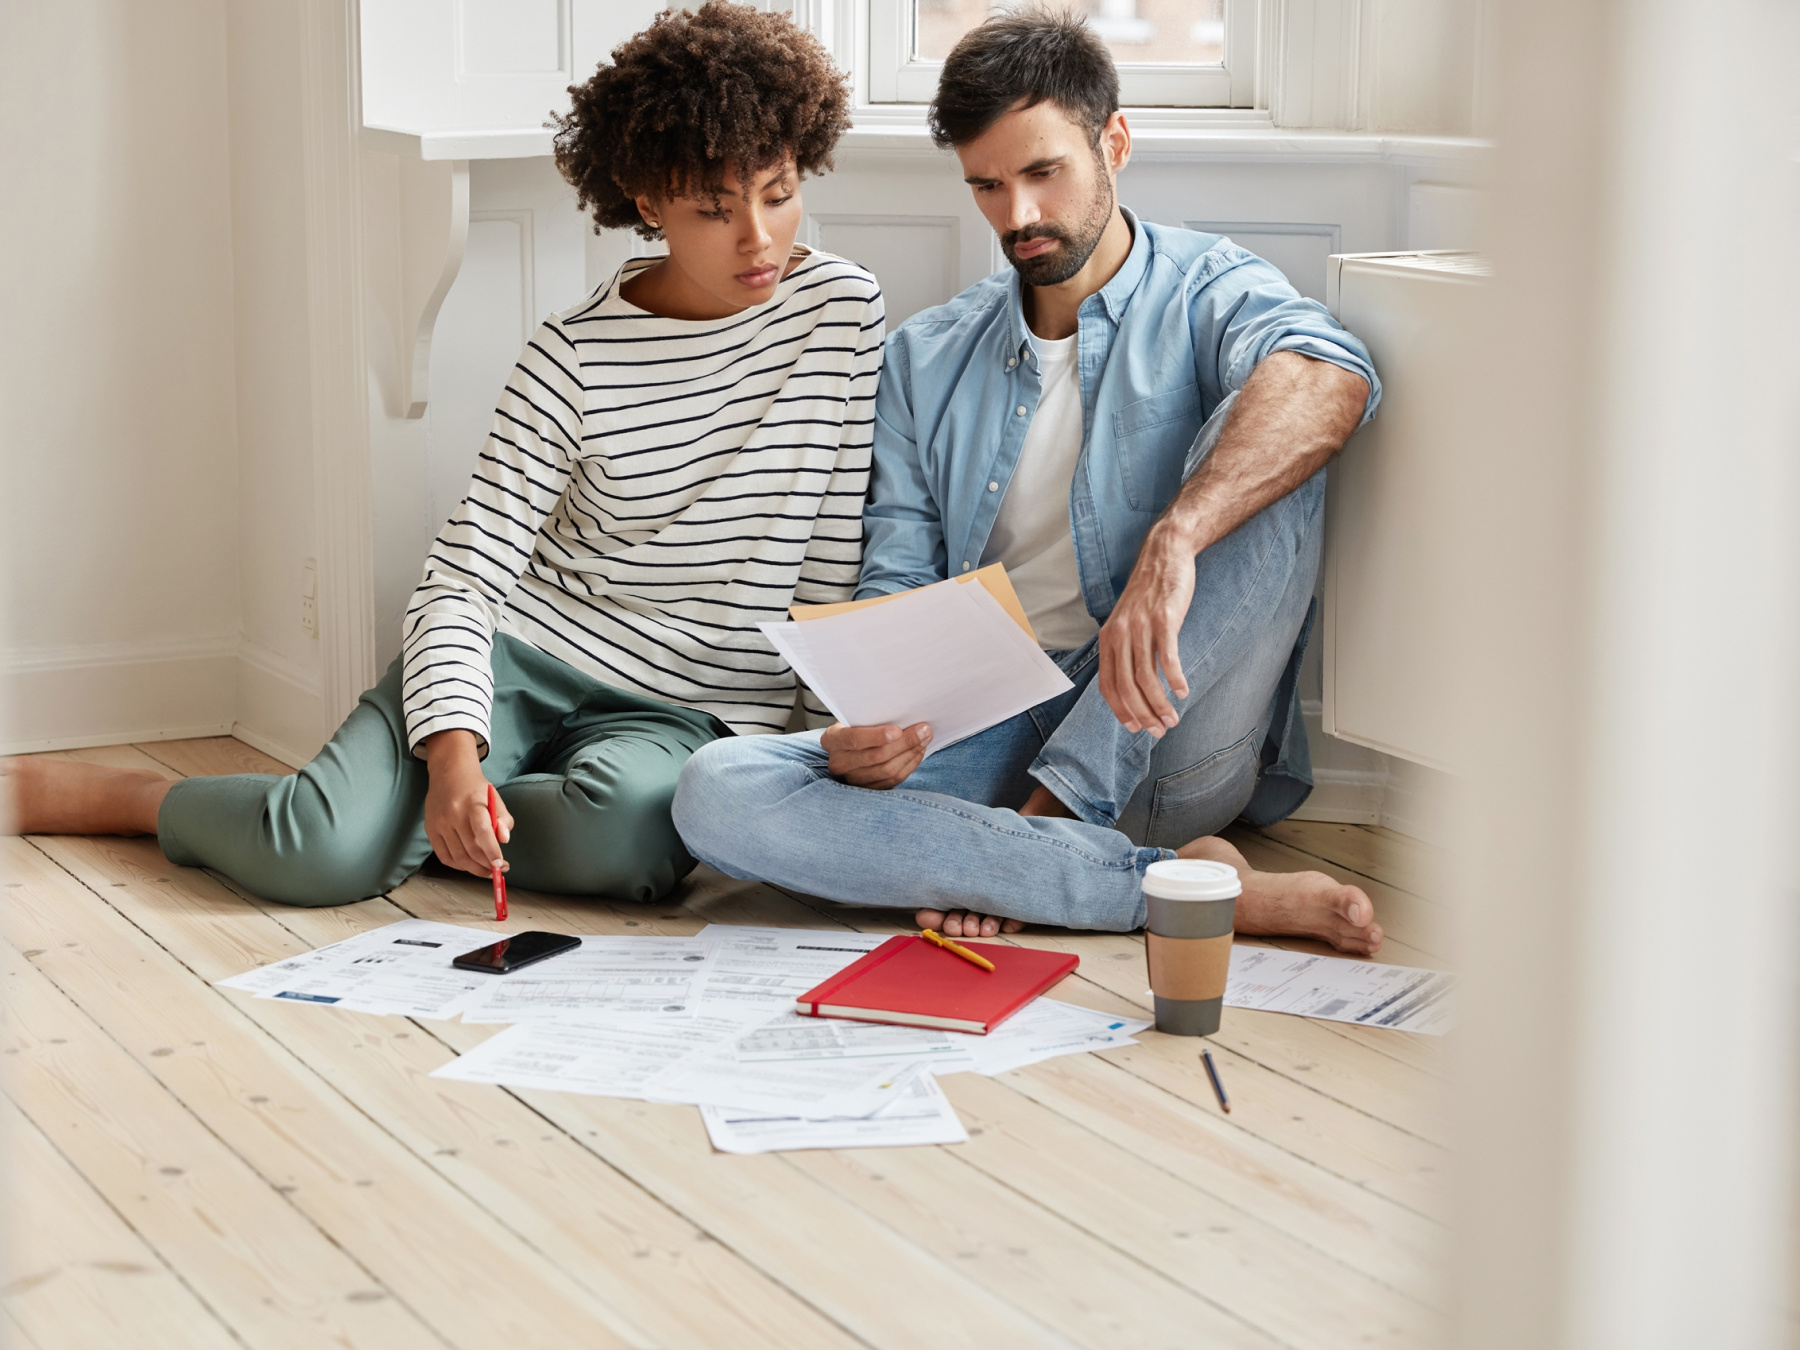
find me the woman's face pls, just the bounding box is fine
[635,160,803,318]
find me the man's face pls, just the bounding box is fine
[955,100,1122,287]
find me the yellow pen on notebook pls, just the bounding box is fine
[921,928,996,972]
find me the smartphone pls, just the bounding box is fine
[452,931,580,974]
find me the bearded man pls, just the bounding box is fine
[674,8,1388,951]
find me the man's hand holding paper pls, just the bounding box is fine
[820,721,934,790]
[759,567,1072,788]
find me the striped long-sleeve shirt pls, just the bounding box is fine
[401,248,884,748]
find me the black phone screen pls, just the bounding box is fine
[452,931,580,974]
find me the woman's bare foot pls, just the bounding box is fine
[914,907,1025,938]
[1,757,170,836]
[1178,834,1383,956]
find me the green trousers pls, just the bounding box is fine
[158,635,728,908]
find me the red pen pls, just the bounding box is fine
[485,783,508,922]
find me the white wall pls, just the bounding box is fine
[226,0,329,763]
[0,0,242,752]
[1,0,372,766]
[1450,1,1800,1344]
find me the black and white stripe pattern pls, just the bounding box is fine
[401,249,884,748]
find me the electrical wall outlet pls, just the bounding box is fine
[301,558,318,637]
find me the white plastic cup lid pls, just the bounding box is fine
[1142,858,1242,901]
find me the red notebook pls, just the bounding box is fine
[795,936,1079,1034]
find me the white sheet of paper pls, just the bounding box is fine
[646,1040,929,1118]
[459,936,715,1023]
[759,578,1072,752]
[429,1007,769,1098]
[691,925,886,1007]
[215,919,497,1019]
[700,1072,968,1154]
[734,1009,975,1070]
[1225,946,1456,1035]
[940,998,1151,1077]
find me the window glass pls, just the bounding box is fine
[914,0,1225,66]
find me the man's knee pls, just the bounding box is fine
[1120,724,1263,849]
[671,736,763,860]
[672,734,819,877]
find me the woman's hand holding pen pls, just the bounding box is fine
[420,729,513,877]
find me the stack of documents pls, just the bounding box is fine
[217,921,1149,1153]
[760,576,1073,752]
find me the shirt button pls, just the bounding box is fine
[988,481,998,492]
[1006,357,1017,369]
[1015,405,1027,417]
[962,561,972,572]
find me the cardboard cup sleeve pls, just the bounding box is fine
[1144,889,1236,1036]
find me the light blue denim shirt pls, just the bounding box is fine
[859,209,1381,612]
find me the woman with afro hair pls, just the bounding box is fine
[9,3,884,908]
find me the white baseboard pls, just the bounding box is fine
[1380,757,1457,845]
[235,640,326,769]
[0,636,237,755]
[0,634,331,767]
[1289,767,1387,824]
[229,724,311,770]
[1287,699,1458,843]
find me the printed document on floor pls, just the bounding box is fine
[701,1072,968,1154]
[732,1009,975,1069]
[431,1007,772,1099]
[459,935,715,1022]
[941,998,1150,1076]
[1225,946,1456,1034]
[214,919,497,1019]
[646,1037,930,1117]
[691,925,887,1007]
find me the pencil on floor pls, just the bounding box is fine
[1201,1047,1231,1114]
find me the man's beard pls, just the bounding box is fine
[1000,169,1115,287]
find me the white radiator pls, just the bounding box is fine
[1322,251,1489,771]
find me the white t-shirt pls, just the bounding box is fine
[982,332,1101,652]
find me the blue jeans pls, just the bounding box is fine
[672,472,1323,932]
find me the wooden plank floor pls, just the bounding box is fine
[3,738,1450,1350]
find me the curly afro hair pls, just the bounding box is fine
[552,2,852,241]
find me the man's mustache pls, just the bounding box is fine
[1003,226,1070,251]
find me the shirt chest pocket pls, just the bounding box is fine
[1112,382,1206,512]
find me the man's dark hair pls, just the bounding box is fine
[928,6,1119,150]
[552,1,851,239]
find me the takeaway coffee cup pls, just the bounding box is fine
[1142,859,1241,1036]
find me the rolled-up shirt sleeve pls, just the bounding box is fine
[1190,245,1382,424]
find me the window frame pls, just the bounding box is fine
[865,0,1258,107]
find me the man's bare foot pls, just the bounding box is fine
[1,757,170,836]
[905,787,1064,935]
[1177,834,1383,956]
[1018,784,1076,819]
[914,907,1025,939]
